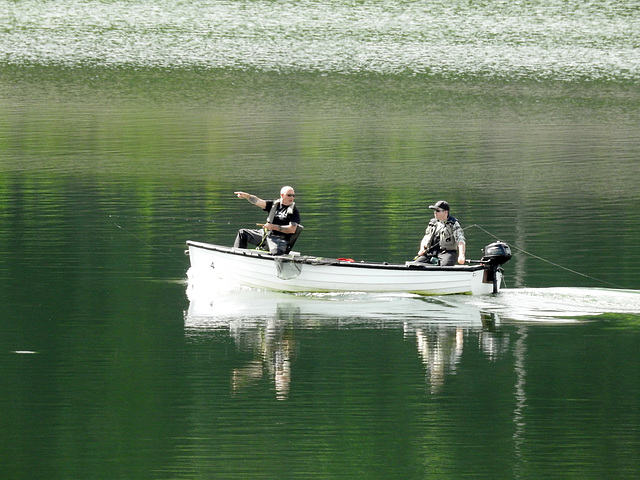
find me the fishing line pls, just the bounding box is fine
[108,214,245,225]
[465,224,624,289]
[112,222,190,266]
[110,214,258,267]
[109,214,256,266]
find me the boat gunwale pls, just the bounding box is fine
[186,240,490,273]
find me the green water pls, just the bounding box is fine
[2,0,640,478]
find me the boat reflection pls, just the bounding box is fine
[225,304,297,401]
[185,279,505,398]
[408,314,507,394]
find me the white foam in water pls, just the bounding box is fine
[461,287,640,322]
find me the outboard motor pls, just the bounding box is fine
[480,241,512,293]
[481,241,512,267]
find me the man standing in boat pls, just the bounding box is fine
[233,186,302,255]
[414,200,466,266]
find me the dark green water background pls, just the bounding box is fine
[2,0,640,478]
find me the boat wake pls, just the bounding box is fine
[457,287,640,323]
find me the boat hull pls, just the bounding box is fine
[187,241,503,296]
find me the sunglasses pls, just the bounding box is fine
[284,194,296,197]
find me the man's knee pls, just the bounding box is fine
[234,228,262,249]
[233,230,247,248]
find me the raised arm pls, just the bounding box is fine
[234,191,267,210]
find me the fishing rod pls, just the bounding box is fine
[108,214,247,225]
[464,224,625,289]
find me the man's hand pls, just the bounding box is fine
[235,191,265,208]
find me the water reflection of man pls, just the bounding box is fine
[231,304,299,401]
[233,186,301,255]
[414,200,466,266]
[415,327,464,394]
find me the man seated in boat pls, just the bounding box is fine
[233,186,301,255]
[413,200,466,266]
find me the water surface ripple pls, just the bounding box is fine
[2,0,639,81]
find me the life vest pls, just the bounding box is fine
[266,199,296,224]
[422,216,459,253]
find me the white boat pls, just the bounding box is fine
[186,240,511,296]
